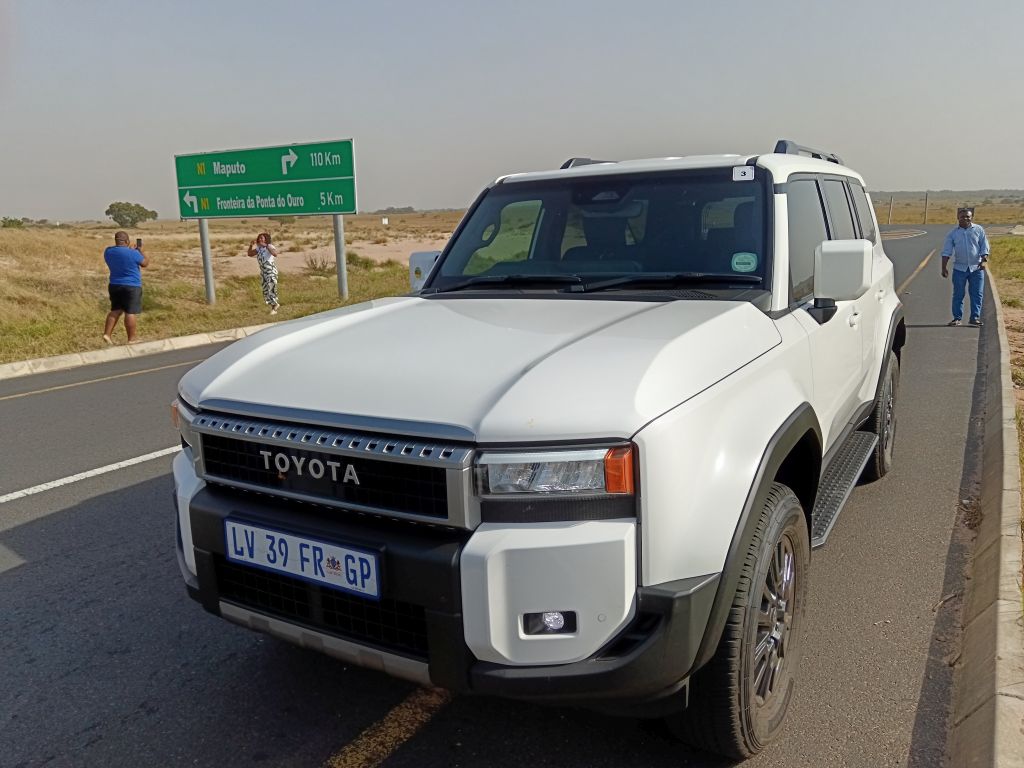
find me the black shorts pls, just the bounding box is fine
[108,284,143,314]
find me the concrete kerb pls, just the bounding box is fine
[950,274,1024,767]
[0,323,275,381]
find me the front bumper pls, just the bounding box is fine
[176,483,719,708]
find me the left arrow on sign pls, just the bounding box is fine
[183,191,198,213]
[281,148,298,176]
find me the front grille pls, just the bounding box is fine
[202,433,449,518]
[215,557,429,659]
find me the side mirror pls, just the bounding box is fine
[809,239,872,324]
[409,251,441,292]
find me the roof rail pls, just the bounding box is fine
[773,140,843,165]
[560,157,616,169]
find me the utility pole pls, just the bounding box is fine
[923,192,930,225]
[888,196,894,225]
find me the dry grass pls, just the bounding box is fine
[872,198,1024,226]
[0,211,463,363]
[986,236,1024,565]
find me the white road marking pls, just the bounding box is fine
[0,446,181,505]
[0,359,203,402]
[881,229,927,240]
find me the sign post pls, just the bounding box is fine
[174,140,357,302]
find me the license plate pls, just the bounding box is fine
[224,520,380,599]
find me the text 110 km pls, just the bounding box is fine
[310,150,343,167]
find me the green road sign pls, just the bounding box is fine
[174,139,356,219]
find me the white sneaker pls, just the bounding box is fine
[270,307,278,315]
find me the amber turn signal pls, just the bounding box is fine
[604,446,635,495]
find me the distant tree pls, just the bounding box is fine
[1,217,24,228]
[105,201,157,228]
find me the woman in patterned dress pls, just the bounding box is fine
[247,232,280,314]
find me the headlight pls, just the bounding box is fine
[476,446,634,496]
[171,397,198,451]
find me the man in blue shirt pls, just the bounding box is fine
[102,231,149,343]
[941,207,990,327]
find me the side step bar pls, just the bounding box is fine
[810,431,878,548]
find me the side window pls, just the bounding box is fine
[821,180,857,240]
[849,184,878,243]
[787,180,828,302]
[464,200,543,274]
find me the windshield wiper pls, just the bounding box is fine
[432,273,584,293]
[575,272,763,293]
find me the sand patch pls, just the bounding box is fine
[215,236,449,277]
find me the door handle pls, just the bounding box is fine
[876,288,885,301]
[849,311,861,328]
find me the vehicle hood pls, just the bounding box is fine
[179,296,781,442]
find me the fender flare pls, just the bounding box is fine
[690,402,822,672]
[874,305,906,400]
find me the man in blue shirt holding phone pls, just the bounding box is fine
[102,231,149,344]
[941,207,990,327]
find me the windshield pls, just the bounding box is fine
[427,168,770,295]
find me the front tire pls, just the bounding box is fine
[666,482,809,759]
[862,351,899,482]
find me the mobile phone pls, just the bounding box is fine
[136,238,143,248]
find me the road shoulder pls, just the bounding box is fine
[0,323,274,381]
[951,275,1024,767]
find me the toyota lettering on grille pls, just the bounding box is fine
[259,450,361,485]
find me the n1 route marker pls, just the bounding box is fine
[173,139,357,303]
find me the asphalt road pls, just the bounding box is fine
[0,228,985,767]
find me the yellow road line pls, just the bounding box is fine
[324,687,452,768]
[897,248,936,295]
[0,359,204,402]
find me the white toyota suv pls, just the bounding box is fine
[171,140,905,759]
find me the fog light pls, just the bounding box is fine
[543,612,565,631]
[523,610,577,635]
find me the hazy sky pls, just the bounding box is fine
[2,0,1022,221]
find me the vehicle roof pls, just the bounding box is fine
[498,153,866,186]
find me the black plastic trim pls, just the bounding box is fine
[872,304,906,401]
[185,485,469,678]
[808,298,837,325]
[481,495,636,523]
[420,187,488,291]
[767,305,795,320]
[181,484,730,706]
[690,404,822,672]
[774,139,843,165]
[468,573,719,708]
[823,400,875,472]
[561,157,617,169]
